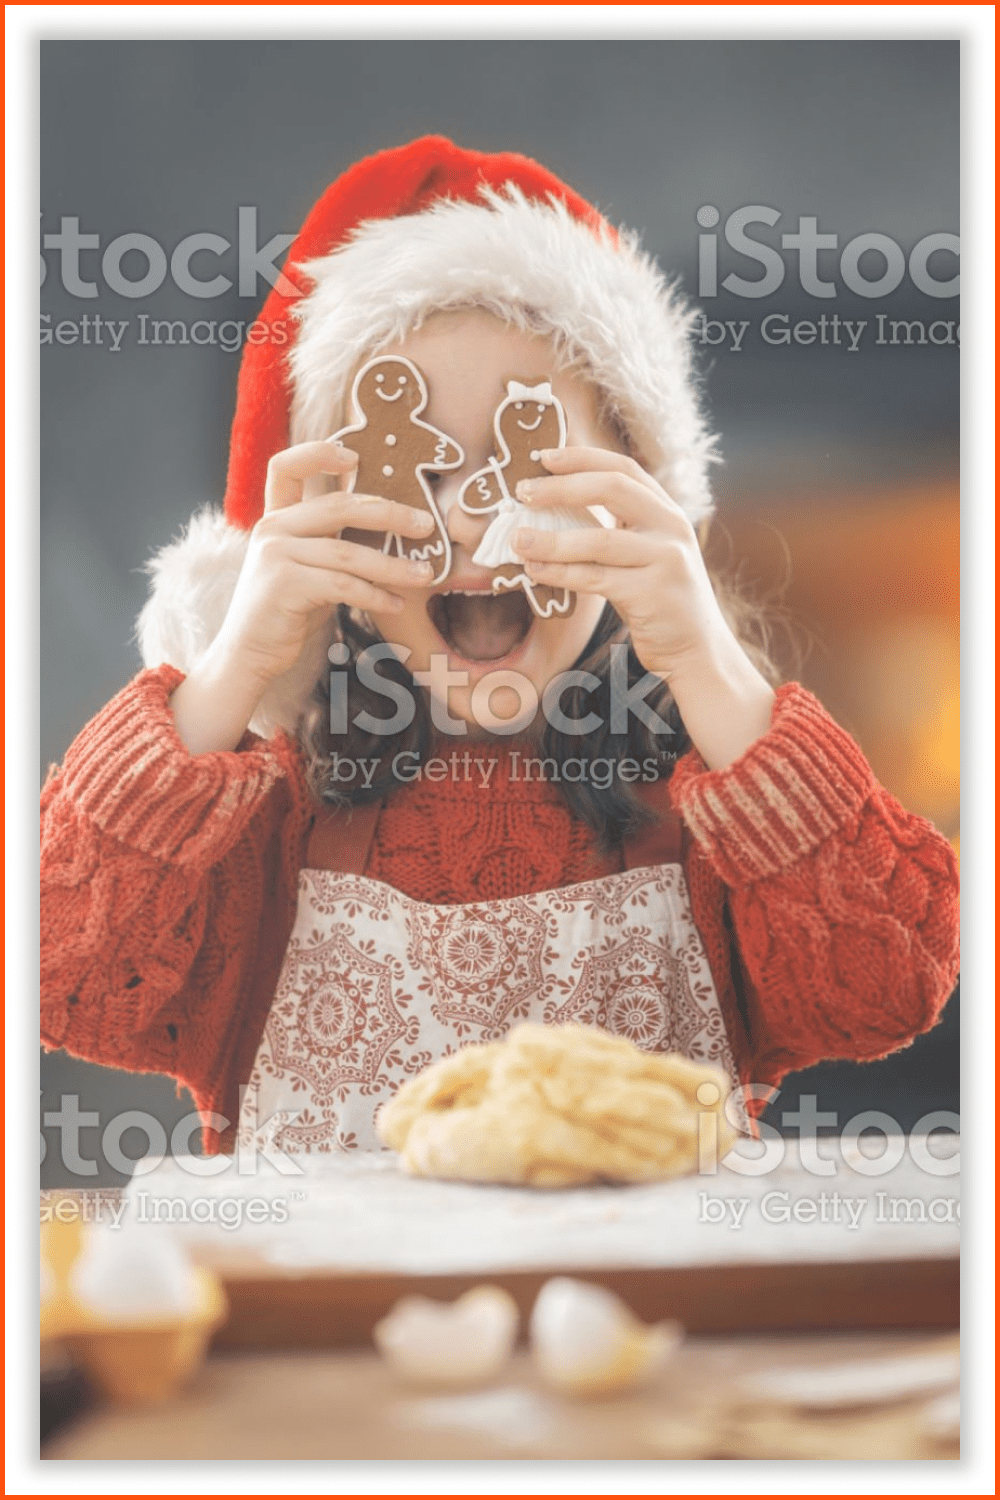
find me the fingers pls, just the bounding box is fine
[283,536,434,591]
[264,440,358,512]
[291,559,408,617]
[521,556,645,600]
[540,444,662,495]
[515,511,697,604]
[513,523,651,568]
[257,492,437,542]
[519,453,693,536]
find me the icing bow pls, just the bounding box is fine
[506,380,553,403]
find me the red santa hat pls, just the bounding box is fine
[225,136,613,525]
[139,136,717,734]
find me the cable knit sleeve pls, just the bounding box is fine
[670,682,960,1079]
[40,664,311,1092]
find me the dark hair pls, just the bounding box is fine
[300,572,781,853]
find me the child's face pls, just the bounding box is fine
[363,309,622,736]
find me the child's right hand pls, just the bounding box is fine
[169,440,435,754]
[214,440,436,685]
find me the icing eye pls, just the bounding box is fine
[398,375,407,385]
[537,404,546,413]
[514,402,524,410]
[375,373,385,384]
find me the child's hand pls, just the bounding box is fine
[512,447,776,768]
[213,440,436,686]
[170,441,435,753]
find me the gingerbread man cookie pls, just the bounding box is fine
[458,379,588,619]
[332,355,464,583]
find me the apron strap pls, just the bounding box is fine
[305,775,683,875]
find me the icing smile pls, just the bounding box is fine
[515,413,545,431]
[375,387,405,402]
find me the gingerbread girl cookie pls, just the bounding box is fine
[458,379,589,619]
[332,355,464,583]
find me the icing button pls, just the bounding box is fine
[382,465,394,477]
[384,434,397,445]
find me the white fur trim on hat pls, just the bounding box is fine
[290,187,719,524]
[136,507,334,738]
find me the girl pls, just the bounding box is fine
[40,137,959,1158]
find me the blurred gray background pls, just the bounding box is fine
[41,40,959,1184]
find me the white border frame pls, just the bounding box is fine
[11,7,994,1494]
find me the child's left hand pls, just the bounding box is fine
[512,447,776,769]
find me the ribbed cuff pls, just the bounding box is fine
[670,682,877,885]
[58,664,300,866]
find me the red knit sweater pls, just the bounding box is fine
[40,666,960,1150]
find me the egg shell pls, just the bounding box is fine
[374,1284,519,1388]
[70,1225,201,1322]
[530,1276,682,1397]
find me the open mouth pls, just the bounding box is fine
[427,588,534,663]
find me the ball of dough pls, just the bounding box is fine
[376,1024,738,1187]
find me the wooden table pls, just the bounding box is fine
[41,1137,961,1459]
[42,1334,960,1461]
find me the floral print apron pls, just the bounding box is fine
[237,800,739,1155]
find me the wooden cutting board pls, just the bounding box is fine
[45,1134,959,1349]
[209,1254,957,1350]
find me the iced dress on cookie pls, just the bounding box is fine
[460,380,594,619]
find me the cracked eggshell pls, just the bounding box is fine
[373,1285,519,1388]
[530,1277,682,1397]
[69,1225,201,1323]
